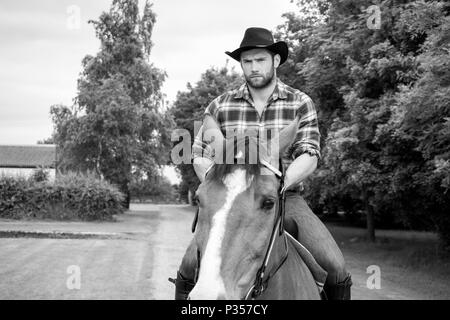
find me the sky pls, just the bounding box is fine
[0,0,299,183]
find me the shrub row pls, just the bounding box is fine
[0,172,125,221]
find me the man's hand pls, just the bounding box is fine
[282,153,318,192]
[193,157,214,183]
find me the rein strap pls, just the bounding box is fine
[244,165,289,300]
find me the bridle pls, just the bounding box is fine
[191,159,290,300]
[243,158,289,300]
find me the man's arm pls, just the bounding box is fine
[283,153,317,192]
[192,122,215,183]
[192,99,221,182]
[283,93,321,191]
[193,157,214,183]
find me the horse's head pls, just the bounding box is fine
[189,115,300,300]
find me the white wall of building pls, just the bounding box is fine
[0,168,56,182]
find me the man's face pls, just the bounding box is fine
[240,48,280,89]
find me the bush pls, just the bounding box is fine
[0,175,30,218]
[129,175,180,204]
[0,171,125,221]
[29,167,50,183]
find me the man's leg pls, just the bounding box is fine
[170,240,197,300]
[283,191,352,300]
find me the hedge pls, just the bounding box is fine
[0,172,125,221]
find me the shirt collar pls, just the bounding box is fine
[272,79,288,100]
[234,78,288,101]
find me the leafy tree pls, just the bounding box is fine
[276,0,450,248]
[380,10,450,250]
[50,0,173,208]
[129,174,179,203]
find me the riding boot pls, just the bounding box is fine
[323,274,352,300]
[168,271,196,300]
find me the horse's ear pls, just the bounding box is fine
[202,115,225,163]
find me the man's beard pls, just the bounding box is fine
[245,67,275,89]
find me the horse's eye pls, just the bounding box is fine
[261,198,275,210]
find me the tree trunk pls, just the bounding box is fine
[363,189,376,242]
[125,189,130,209]
[96,138,103,179]
[119,182,131,209]
[188,189,193,206]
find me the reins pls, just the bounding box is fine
[243,160,289,300]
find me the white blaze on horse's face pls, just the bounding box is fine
[189,168,252,300]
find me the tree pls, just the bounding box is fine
[276,0,450,248]
[50,0,173,208]
[380,9,450,251]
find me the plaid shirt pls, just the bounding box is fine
[192,79,321,167]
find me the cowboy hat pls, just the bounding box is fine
[225,27,289,65]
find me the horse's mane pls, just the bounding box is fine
[207,163,262,182]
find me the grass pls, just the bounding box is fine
[327,222,450,299]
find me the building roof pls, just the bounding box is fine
[0,145,56,168]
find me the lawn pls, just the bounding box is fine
[327,223,450,299]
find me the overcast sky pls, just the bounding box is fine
[0,0,298,182]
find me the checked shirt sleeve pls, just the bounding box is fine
[191,99,220,161]
[289,93,321,161]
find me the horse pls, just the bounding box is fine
[184,114,326,300]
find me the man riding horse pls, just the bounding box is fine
[174,27,352,300]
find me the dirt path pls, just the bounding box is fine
[343,249,426,300]
[0,204,442,299]
[0,204,194,300]
[143,204,194,299]
[327,224,449,300]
